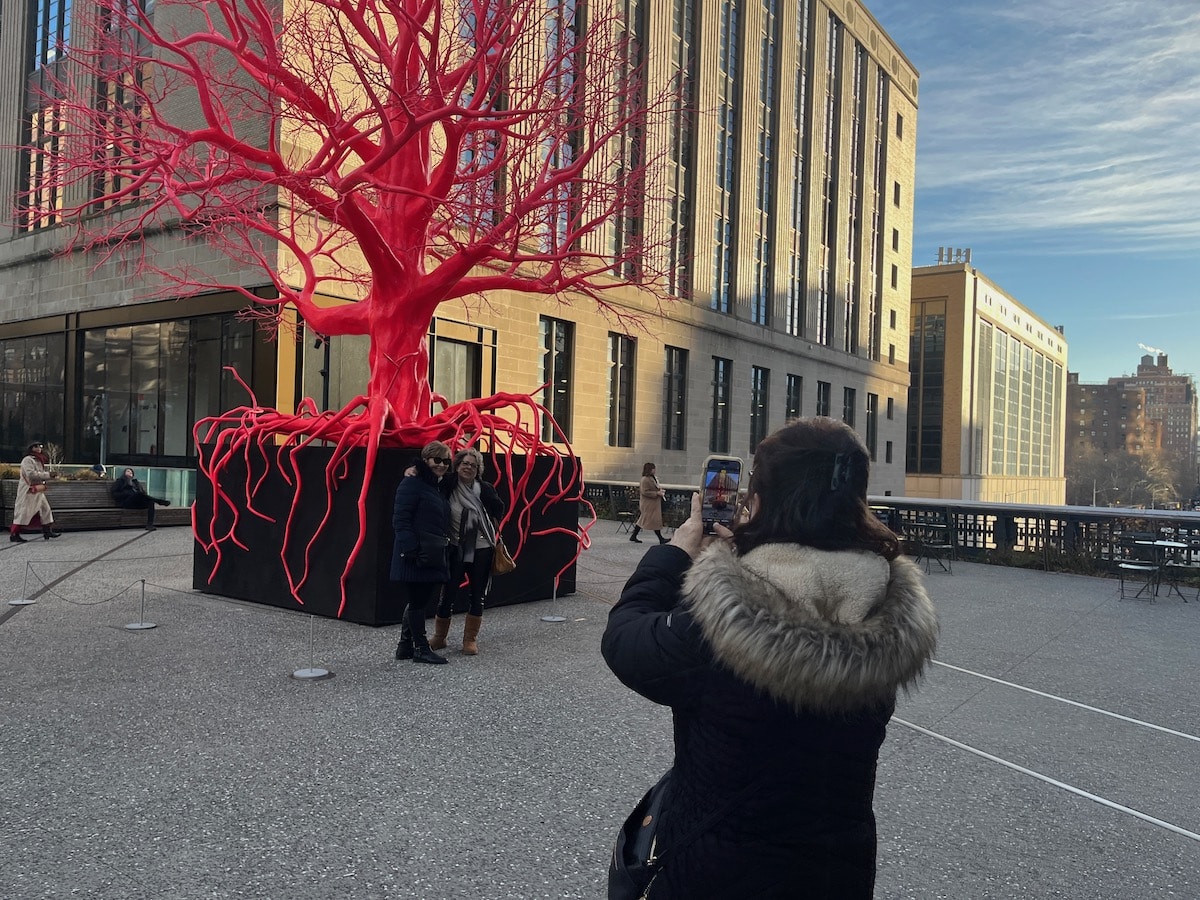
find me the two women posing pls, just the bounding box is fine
[390,443,506,665]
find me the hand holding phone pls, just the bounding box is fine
[700,456,743,534]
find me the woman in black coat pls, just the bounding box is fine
[602,418,939,899]
[112,467,170,530]
[390,441,453,665]
[429,448,507,655]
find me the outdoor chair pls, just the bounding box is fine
[905,510,955,574]
[610,485,638,534]
[1117,531,1160,601]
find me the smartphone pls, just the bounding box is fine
[700,455,744,534]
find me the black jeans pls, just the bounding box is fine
[119,495,156,526]
[399,580,443,642]
[438,545,494,617]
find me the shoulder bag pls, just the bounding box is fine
[491,534,516,575]
[608,769,768,900]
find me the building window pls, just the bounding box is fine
[663,345,688,450]
[842,387,856,427]
[710,356,732,453]
[889,309,896,329]
[667,0,696,300]
[785,0,812,338]
[907,301,946,474]
[539,317,574,442]
[896,113,904,138]
[865,393,878,460]
[885,440,893,464]
[786,373,802,421]
[0,333,67,461]
[750,366,770,452]
[816,380,831,417]
[890,264,898,289]
[886,396,894,419]
[712,0,741,314]
[892,229,899,252]
[893,181,901,206]
[888,343,895,365]
[607,332,636,447]
[79,314,255,464]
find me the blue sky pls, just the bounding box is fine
[868,0,1200,383]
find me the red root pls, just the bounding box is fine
[194,369,594,616]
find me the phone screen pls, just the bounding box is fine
[700,457,743,534]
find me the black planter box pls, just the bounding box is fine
[192,445,579,626]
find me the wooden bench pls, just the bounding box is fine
[1,479,192,531]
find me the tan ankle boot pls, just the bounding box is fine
[429,616,451,651]
[462,614,483,655]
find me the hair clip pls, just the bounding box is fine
[830,453,850,492]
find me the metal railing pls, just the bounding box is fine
[582,482,1200,573]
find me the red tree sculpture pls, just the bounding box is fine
[26,0,675,613]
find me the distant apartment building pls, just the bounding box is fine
[0,0,919,493]
[1066,375,1158,458]
[906,256,1068,504]
[1108,355,1197,468]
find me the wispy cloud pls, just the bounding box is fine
[876,1,1200,255]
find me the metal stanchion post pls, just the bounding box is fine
[125,579,157,630]
[540,576,567,623]
[8,563,36,606]
[291,615,334,681]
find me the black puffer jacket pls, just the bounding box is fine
[602,542,937,899]
[389,463,451,583]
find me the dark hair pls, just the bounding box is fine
[641,462,656,477]
[733,417,899,560]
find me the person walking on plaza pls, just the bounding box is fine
[10,441,60,543]
[602,418,938,898]
[112,468,171,530]
[429,448,507,655]
[629,462,668,544]
[390,441,454,665]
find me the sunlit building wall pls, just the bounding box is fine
[906,262,1068,504]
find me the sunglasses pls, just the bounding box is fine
[427,457,452,466]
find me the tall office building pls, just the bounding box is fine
[907,257,1068,504]
[1,0,918,492]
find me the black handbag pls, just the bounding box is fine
[608,768,768,900]
[609,771,670,900]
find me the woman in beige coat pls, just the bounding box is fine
[630,462,669,544]
[10,441,61,543]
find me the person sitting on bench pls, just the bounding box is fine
[112,468,171,530]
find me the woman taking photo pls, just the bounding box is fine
[629,462,668,545]
[390,441,454,665]
[430,448,506,655]
[602,418,938,898]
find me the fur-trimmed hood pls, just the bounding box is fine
[682,542,938,714]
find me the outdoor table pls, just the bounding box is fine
[1154,540,1191,601]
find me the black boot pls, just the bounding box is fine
[412,638,448,665]
[154,498,171,506]
[9,530,27,543]
[43,526,61,540]
[395,607,414,660]
[629,526,642,543]
[407,604,447,664]
[656,531,669,544]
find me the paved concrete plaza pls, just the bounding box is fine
[2,520,1198,899]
